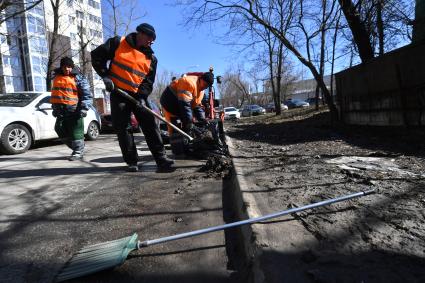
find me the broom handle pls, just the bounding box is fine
[114,88,194,141]
[138,189,375,248]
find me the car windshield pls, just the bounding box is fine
[225,107,236,112]
[0,92,42,107]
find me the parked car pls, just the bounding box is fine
[241,105,266,117]
[265,102,288,112]
[0,92,101,155]
[223,107,240,120]
[101,112,139,133]
[306,97,323,105]
[285,99,310,109]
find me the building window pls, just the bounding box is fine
[27,15,45,34]
[31,55,47,75]
[88,0,100,9]
[4,76,25,92]
[33,76,46,91]
[29,3,44,16]
[13,77,24,91]
[2,55,11,67]
[29,37,48,54]
[76,11,84,19]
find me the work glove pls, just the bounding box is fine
[137,93,151,112]
[103,77,114,92]
[79,109,88,118]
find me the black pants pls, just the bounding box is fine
[110,91,165,165]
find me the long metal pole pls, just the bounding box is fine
[114,88,194,141]
[138,189,375,248]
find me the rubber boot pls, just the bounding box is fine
[69,140,85,161]
[155,155,174,170]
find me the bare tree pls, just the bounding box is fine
[0,0,43,26]
[181,0,339,119]
[150,69,178,103]
[218,68,251,108]
[259,0,295,115]
[45,0,61,90]
[102,0,145,38]
[338,0,375,61]
[338,0,414,61]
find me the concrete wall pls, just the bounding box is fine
[335,42,425,126]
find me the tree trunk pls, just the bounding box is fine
[413,0,425,43]
[317,0,327,111]
[46,0,60,91]
[338,0,374,62]
[376,0,384,56]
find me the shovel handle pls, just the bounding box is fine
[114,88,193,141]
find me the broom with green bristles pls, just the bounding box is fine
[55,189,375,282]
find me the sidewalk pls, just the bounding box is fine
[225,113,425,283]
[227,137,317,283]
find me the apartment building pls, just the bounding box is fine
[0,0,105,100]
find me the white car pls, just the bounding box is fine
[223,107,241,120]
[0,92,101,155]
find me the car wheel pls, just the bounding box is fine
[86,121,100,141]
[0,124,32,154]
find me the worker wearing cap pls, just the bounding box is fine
[91,23,173,172]
[160,72,214,136]
[51,56,92,161]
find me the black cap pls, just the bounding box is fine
[136,23,156,40]
[60,57,74,68]
[201,72,214,87]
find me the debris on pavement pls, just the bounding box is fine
[199,155,233,179]
[225,109,425,282]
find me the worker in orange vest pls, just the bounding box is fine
[51,57,92,161]
[160,72,214,136]
[91,23,173,172]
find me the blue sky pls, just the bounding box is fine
[103,1,233,78]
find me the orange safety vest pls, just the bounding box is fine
[170,75,204,107]
[109,37,152,94]
[50,75,78,105]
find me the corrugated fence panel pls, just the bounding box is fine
[336,43,425,126]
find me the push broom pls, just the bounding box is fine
[55,189,375,282]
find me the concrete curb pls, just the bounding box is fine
[225,136,265,283]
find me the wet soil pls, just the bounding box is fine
[225,108,425,282]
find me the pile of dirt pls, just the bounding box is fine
[225,109,425,282]
[199,155,233,179]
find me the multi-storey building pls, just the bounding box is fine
[0,0,105,102]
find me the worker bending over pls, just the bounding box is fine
[160,72,214,136]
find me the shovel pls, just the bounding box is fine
[55,189,375,282]
[114,88,193,141]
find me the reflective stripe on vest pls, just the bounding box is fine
[109,37,152,93]
[50,75,78,105]
[170,76,198,103]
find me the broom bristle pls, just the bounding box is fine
[55,233,138,282]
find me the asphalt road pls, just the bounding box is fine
[0,134,238,283]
